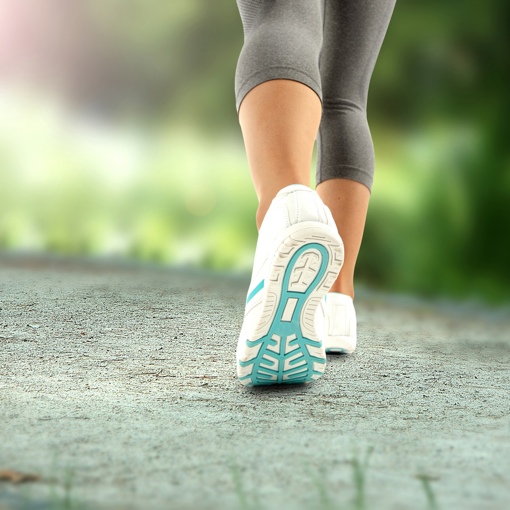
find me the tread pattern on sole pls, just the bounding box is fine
[237,229,343,387]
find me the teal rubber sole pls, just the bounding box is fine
[325,348,349,354]
[238,242,332,386]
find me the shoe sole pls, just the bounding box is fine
[237,222,344,386]
[325,345,355,354]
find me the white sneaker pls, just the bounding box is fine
[236,183,344,386]
[315,292,357,354]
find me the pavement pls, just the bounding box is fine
[0,253,509,510]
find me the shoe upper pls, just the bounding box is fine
[248,184,339,300]
[258,184,337,236]
[237,184,345,372]
[238,184,342,351]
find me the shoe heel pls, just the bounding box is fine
[237,223,344,386]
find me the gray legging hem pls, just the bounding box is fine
[236,66,323,114]
[316,165,373,193]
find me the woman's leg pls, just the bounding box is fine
[315,0,396,300]
[234,0,324,230]
[316,180,370,300]
[238,80,322,230]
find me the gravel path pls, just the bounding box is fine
[0,254,509,510]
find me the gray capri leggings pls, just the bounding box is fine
[234,0,396,192]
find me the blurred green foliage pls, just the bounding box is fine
[0,0,508,305]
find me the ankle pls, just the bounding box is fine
[256,182,311,230]
[256,202,270,231]
[329,283,355,301]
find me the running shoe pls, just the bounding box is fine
[315,292,357,354]
[236,183,344,386]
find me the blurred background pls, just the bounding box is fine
[0,0,508,305]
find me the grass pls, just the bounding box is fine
[230,446,441,510]
[2,453,441,510]
[1,454,86,510]
[416,473,440,510]
[350,446,374,510]
[306,464,336,510]
[230,461,262,510]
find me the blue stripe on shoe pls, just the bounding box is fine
[246,279,264,304]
